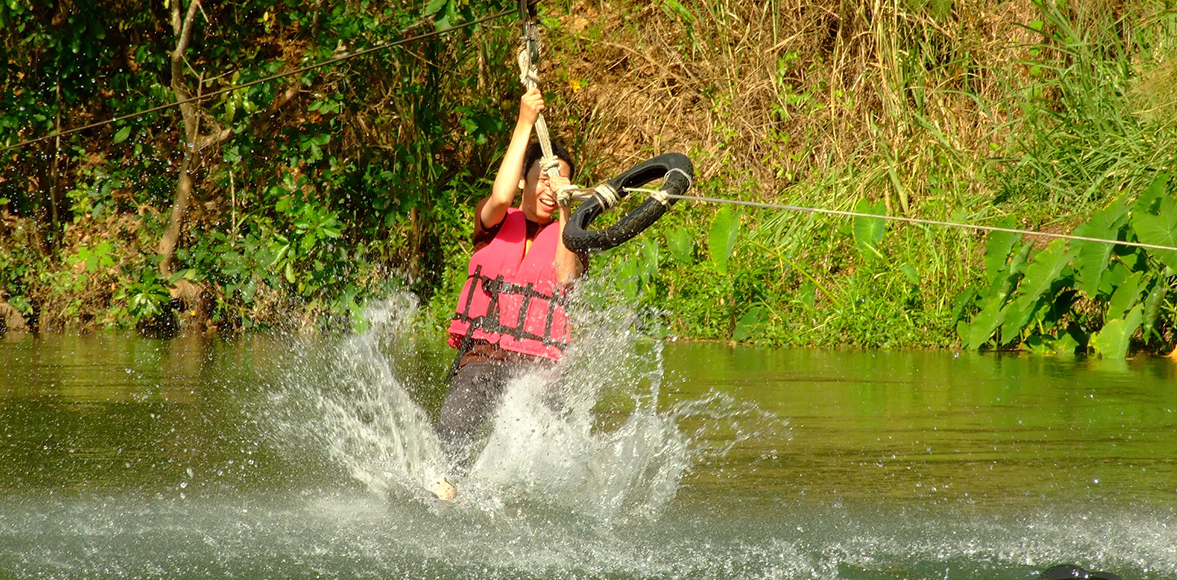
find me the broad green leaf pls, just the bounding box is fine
[852,198,886,261]
[964,294,1007,349]
[1105,270,1143,321]
[1097,260,1131,298]
[423,0,446,16]
[1131,200,1177,271]
[662,0,694,21]
[980,242,1032,304]
[1135,172,1171,214]
[732,306,768,342]
[619,258,642,300]
[983,218,1020,280]
[665,227,693,266]
[1008,242,1034,276]
[640,239,659,280]
[951,287,977,323]
[1025,332,1079,356]
[1024,335,1051,355]
[899,263,919,284]
[1000,299,1034,346]
[996,239,1074,343]
[1051,332,1081,355]
[956,319,970,345]
[1072,195,1128,297]
[1011,239,1076,314]
[1090,304,1143,359]
[708,206,739,274]
[799,281,816,309]
[113,126,131,144]
[284,262,295,284]
[1141,275,1167,342]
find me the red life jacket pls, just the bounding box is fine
[448,208,570,361]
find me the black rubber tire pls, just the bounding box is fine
[562,152,694,253]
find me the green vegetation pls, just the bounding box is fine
[544,0,1177,354]
[2,0,515,332]
[956,174,1177,357]
[2,0,1177,357]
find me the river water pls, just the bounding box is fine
[1,299,1175,579]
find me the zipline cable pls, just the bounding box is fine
[659,192,1177,254]
[0,8,514,155]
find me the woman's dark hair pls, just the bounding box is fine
[523,141,576,178]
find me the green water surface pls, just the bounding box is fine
[1,331,1174,579]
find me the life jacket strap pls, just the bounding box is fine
[451,269,569,353]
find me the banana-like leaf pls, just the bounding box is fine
[1025,332,1080,355]
[665,227,694,267]
[1105,270,1143,321]
[709,206,739,274]
[853,199,887,261]
[1000,299,1034,346]
[983,217,1020,281]
[963,294,1008,349]
[732,306,769,342]
[1072,195,1128,297]
[1142,274,1168,343]
[1135,172,1171,214]
[983,242,1032,301]
[899,263,919,284]
[1090,304,1143,359]
[640,239,659,279]
[1008,242,1034,276]
[1007,239,1077,329]
[1131,201,1177,271]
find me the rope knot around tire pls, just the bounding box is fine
[562,152,695,253]
[592,183,621,210]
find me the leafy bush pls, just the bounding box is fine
[956,174,1177,357]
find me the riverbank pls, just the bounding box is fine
[2,0,1175,349]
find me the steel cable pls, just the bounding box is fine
[661,192,1177,253]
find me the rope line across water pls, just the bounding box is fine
[0,8,514,155]
[659,193,1177,253]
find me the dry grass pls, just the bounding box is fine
[538,0,1177,220]
[544,0,1049,212]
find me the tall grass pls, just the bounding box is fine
[1002,1,1177,213]
[539,0,1177,346]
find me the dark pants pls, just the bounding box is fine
[436,358,561,475]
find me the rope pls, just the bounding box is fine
[665,167,693,192]
[651,167,692,207]
[0,8,514,155]
[661,193,1177,253]
[593,183,621,210]
[515,9,561,181]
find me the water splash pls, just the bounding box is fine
[274,291,692,521]
[312,294,444,496]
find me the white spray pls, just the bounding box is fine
[283,290,690,522]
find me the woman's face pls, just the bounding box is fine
[520,158,572,224]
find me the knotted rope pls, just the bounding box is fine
[514,5,680,215]
[516,19,561,181]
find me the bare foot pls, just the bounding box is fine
[429,475,456,501]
